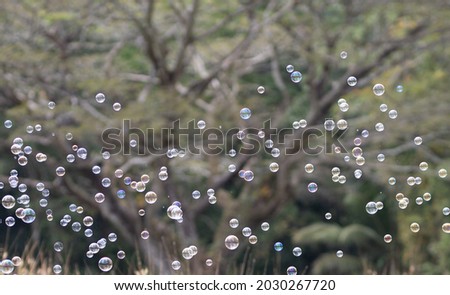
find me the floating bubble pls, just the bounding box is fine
[66,154,75,163]
[305,163,314,173]
[410,222,420,233]
[5,216,15,227]
[237,130,245,140]
[419,162,428,171]
[376,202,384,210]
[396,85,404,93]
[257,86,265,94]
[224,235,239,250]
[83,216,94,227]
[290,71,302,83]
[438,168,447,178]
[141,230,150,240]
[356,156,365,166]
[171,260,181,270]
[94,192,105,203]
[384,234,392,243]
[192,190,201,200]
[365,202,378,215]
[4,120,12,128]
[26,125,34,134]
[92,165,101,175]
[113,102,121,111]
[208,195,217,204]
[339,102,349,112]
[12,256,22,267]
[116,189,126,199]
[398,199,408,210]
[269,162,279,172]
[248,235,258,244]
[292,247,303,257]
[340,51,348,59]
[101,177,111,187]
[271,148,281,158]
[325,212,332,220]
[416,197,424,205]
[53,264,62,274]
[373,84,385,96]
[144,191,157,204]
[54,241,64,252]
[443,207,450,216]
[377,154,385,162]
[243,170,254,181]
[129,139,137,147]
[407,176,415,186]
[379,104,388,112]
[197,120,206,129]
[388,177,396,185]
[347,76,357,86]
[95,93,106,103]
[48,101,56,109]
[207,188,215,197]
[338,175,346,184]
[274,242,283,252]
[2,195,15,209]
[182,247,194,260]
[442,223,450,233]
[375,123,384,132]
[206,259,213,266]
[22,208,36,223]
[352,147,363,158]
[84,229,93,238]
[167,205,183,220]
[72,222,81,232]
[423,192,431,201]
[98,257,113,272]
[261,222,270,231]
[229,218,239,228]
[11,144,22,155]
[287,266,297,275]
[324,119,335,131]
[299,119,307,128]
[257,130,265,138]
[336,250,344,258]
[388,109,398,119]
[1,259,14,274]
[286,65,294,73]
[336,119,348,130]
[414,136,423,146]
[55,166,66,177]
[265,139,274,148]
[158,170,168,181]
[242,227,252,237]
[240,108,252,120]
[307,182,318,193]
[117,250,126,260]
[415,177,422,185]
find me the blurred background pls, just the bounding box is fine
[0,0,449,274]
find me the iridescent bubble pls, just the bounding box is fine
[182,247,194,260]
[388,110,398,119]
[94,192,105,203]
[396,85,404,93]
[261,222,270,231]
[98,257,113,272]
[257,86,265,94]
[229,218,239,228]
[407,176,415,186]
[443,207,450,216]
[192,190,201,200]
[5,216,15,227]
[423,192,431,201]
[240,108,252,120]
[388,177,396,185]
[336,119,348,130]
[248,235,258,244]
[197,120,206,129]
[113,102,121,111]
[269,162,279,172]
[243,170,254,181]
[66,154,75,163]
[224,235,239,250]
[331,167,340,176]
[265,139,274,148]
[347,76,357,86]
[379,104,388,112]
[116,189,126,199]
[53,264,62,274]
[286,65,294,73]
[376,202,384,210]
[158,170,168,181]
[375,123,384,132]
[442,223,450,233]
[55,166,66,177]
[352,147,363,158]
[274,242,283,252]
[271,148,280,158]
[206,259,213,266]
[72,222,81,232]
[339,102,349,112]
[12,256,22,267]
[77,147,88,159]
[372,84,385,96]
[101,177,111,187]
[135,181,146,192]
[416,197,423,205]
[419,162,428,171]
[336,250,344,258]
[384,234,392,243]
[117,250,126,260]
[305,163,314,173]
[242,227,252,237]
[92,165,101,174]
[141,230,150,240]
[95,93,106,103]
[144,191,157,204]
[414,136,423,145]
[286,266,297,275]
[307,182,318,193]
[340,51,348,59]
[324,119,335,131]
[290,71,302,83]
[4,120,13,128]
[1,259,14,274]
[11,144,22,155]
[2,195,15,209]
[167,205,183,220]
[54,241,64,252]
[171,260,181,270]
[415,177,422,185]
[83,216,94,227]
[85,229,93,237]
[22,208,36,223]
[292,247,302,257]
[356,156,366,166]
[365,202,378,215]
[410,222,420,233]
[438,168,447,178]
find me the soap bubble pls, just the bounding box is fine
[171,260,181,270]
[324,119,335,131]
[286,65,294,73]
[410,222,420,233]
[396,85,404,93]
[53,264,62,274]
[325,212,332,220]
[22,208,36,223]
[274,242,283,252]
[287,266,297,275]
[414,136,423,145]
[257,86,265,94]
[372,84,385,96]
[229,218,239,228]
[2,195,16,209]
[242,227,252,237]
[113,102,121,111]
[269,162,279,172]
[145,191,158,204]
[206,259,213,266]
[224,235,239,250]
[249,235,258,244]
[442,223,450,233]
[240,108,252,120]
[4,120,13,128]
[336,250,344,258]
[340,51,348,59]
[443,207,450,216]
[365,202,378,215]
[290,71,302,83]
[307,182,318,193]
[98,257,113,272]
[438,169,447,178]
[197,120,206,129]
[95,93,106,103]
[375,123,384,132]
[305,163,314,173]
[419,162,428,171]
[192,190,201,199]
[292,247,302,257]
[336,119,348,130]
[117,250,126,260]
[384,234,392,243]
[347,76,357,86]
[261,222,270,231]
